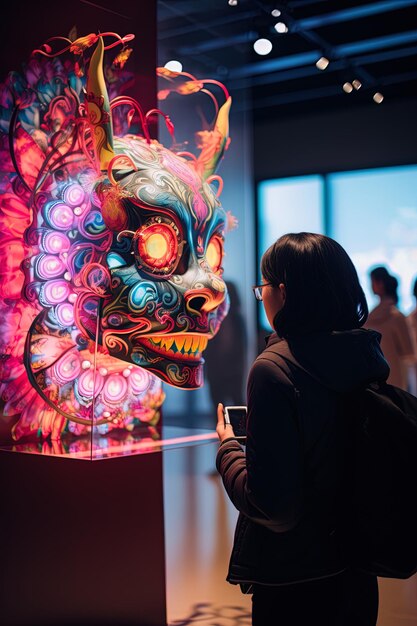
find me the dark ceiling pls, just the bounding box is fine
[158,0,417,120]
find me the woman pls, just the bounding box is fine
[216,233,389,626]
[365,266,413,390]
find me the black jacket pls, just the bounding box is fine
[216,329,390,586]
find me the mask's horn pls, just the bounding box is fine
[196,96,232,180]
[86,37,115,171]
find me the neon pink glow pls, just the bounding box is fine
[43,280,70,304]
[9,432,218,459]
[0,29,231,444]
[78,371,105,398]
[53,351,82,384]
[37,255,66,279]
[49,203,74,229]
[62,183,85,207]
[129,369,151,394]
[43,232,71,254]
[103,374,129,404]
[55,303,75,326]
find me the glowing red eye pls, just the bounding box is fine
[135,223,179,274]
[206,236,224,274]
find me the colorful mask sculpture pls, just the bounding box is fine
[0,32,232,441]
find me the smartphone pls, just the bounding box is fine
[224,405,247,440]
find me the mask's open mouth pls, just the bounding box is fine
[140,334,209,362]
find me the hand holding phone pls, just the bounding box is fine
[224,405,247,440]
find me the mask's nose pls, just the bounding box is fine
[185,287,226,315]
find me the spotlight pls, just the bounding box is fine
[274,21,288,33]
[352,79,362,90]
[164,60,183,73]
[316,57,329,70]
[271,9,281,17]
[254,38,273,55]
[228,0,238,5]
[373,92,384,103]
[343,82,353,93]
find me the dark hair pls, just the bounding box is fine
[370,266,399,305]
[261,232,368,338]
[413,277,417,300]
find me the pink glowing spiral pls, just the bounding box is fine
[77,370,104,398]
[62,183,85,208]
[43,280,70,304]
[129,368,152,394]
[52,351,82,385]
[55,303,75,326]
[36,254,66,279]
[103,374,128,404]
[43,232,71,254]
[49,202,74,230]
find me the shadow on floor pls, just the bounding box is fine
[169,602,252,626]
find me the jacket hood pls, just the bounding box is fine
[268,328,390,393]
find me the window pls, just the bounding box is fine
[257,165,417,330]
[329,166,417,313]
[257,175,324,329]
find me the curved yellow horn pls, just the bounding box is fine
[195,96,232,180]
[86,37,115,171]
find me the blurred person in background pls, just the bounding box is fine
[365,266,413,390]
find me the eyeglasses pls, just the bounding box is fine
[252,283,272,301]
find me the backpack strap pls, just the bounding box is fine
[261,341,344,458]
[257,349,305,454]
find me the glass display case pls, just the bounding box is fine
[0,29,232,460]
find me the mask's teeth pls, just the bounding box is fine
[184,336,193,352]
[174,336,185,351]
[162,337,174,351]
[148,334,208,356]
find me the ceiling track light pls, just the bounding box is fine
[274,21,288,34]
[228,0,238,5]
[271,9,281,17]
[164,60,183,73]
[373,92,384,104]
[352,79,362,90]
[254,38,273,55]
[343,82,353,93]
[316,56,329,71]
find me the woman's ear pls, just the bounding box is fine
[279,283,286,304]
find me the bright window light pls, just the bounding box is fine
[329,165,417,313]
[257,175,325,329]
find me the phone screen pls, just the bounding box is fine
[224,406,247,439]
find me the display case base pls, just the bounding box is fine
[0,450,167,626]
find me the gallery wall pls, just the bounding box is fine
[254,96,417,180]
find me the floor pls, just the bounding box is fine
[163,440,417,626]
